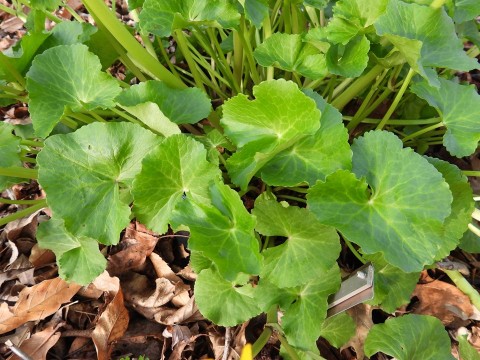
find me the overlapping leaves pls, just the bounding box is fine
[307,131,453,272]
[37,122,161,244]
[0,122,23,191]
[221,79,320,189]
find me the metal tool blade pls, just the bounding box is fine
[327,263,374,318]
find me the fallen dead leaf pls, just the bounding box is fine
[92,286,129,360]
[7,323,62,360]
[28,244,55,268]
[0,278,81,334]
[107,222,158,276]
[0,254,34,287]
[209,323,248,360]
[123,274,177,311]
[154,296,203,325]
[410,280,480,327]
[342,304,374,359]
[78,271,120,299]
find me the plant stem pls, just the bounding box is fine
[0,166,38,179]
[83,0,185,89]
[402,122,443,142]
[262,16,274,81]
[443,269,480,310]
[0,3,16,16]
[376,68,415,130]
[276,195,306,203]
[20,139,44,147]
[238,17,261,85]
[277,333,301,360]
[463,171,480,177]
[0,198,45,205]
[343,116,441,126]
[0,200,47,227]
[174,29,206,91]
[345,239,367,264]
[252,306,277,357]
[331,65,384,110]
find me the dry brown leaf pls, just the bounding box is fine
[0,278,81,334]
[29,245,55,268]
[92,288,129,360]
[150,252,182,283]
[0,255,34,287]
[342,304,374,359]
[8,323,62,360]
[123,274,177,310]
[208,323,247,360]
[155,296,203,325]
[78,271,120,299]
[411,280,478,326]
[107,222,158,276]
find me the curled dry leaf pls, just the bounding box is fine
[0,255,34,288]
[0,278,81,334]
[342,304,374,359]
[154,296,203,325]
[92,285,129,360]
[28,244,55,268]
[410,280,479,326]
[107,222,158,276]
[78,271,120,299]
[209,322,248,360]
[8,323,62,360]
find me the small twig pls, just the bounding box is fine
[61,329,93,338]
[222,327,231,360]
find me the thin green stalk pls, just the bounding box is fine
[347,69,389,131]
[83,0,185,88]
[174,29,206,91]
[252,306,277,357]
[63,4,84,22]
[283,0,292,33]
[20,139,44,147]
[276,194,306,203]
[67,112,95,124]
[0,200,47,227]
[463,171,480,177]
[277,333,301,360]
[359,87,392,120]
[112,107,143,125]
[304,6,320,27]
[20,157,36,164]
[468,223,480,237]
[232,31,244,88]
[0,166,38,179]
[376,68,415,130]
[157,38,180,77]
[0,3,16,15]
[331,77,354,99]
[140,34,159,60]
[33,10,46,33]
[262,16,274,81]
[402,122,443,142]
[331,65,384,110]
[290,2,300,34]
[345,239,367,264]
[239,17,261,84]
[443,269,480,310]
[0,198,44,205]
[86,110,107,123]
[0,85,23,95]
[60,117,79,130]
[343,116,441,126]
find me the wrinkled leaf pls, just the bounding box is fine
[173,180,262,280]
[195,268,262,326]
[221,79,320,190]
[116,80,212,125]
[307,131,452,272]
[0,122,22,191]
[37,218,106,285]
[261,89,351,186]
[253,193,340,287]
[375,0,478,86]
[37,122,161,244]
[254,33,327,79]
[364,314,455,360]
[133,134,220,234]
[26,44,121,137]
[139,0,240,37]
[412,78,480,157]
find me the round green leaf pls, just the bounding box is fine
[253,33,327,79]
[365,314,455,360]
[173,180,262,280]
[195,268,262,326]
[132,134,221,234]
[326,35,370,78]
[221,79,320,190]
[253,194,340,287]
[319,312,356,348]
[37,217,106,285]
[260,89,352,186]
[307,131,452,272]
[26,44,121,137]
[0,122,23,191]
[37,122,161,245]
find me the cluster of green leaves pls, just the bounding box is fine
[1,0,480,358]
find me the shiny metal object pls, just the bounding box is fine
[327,263,374,318]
